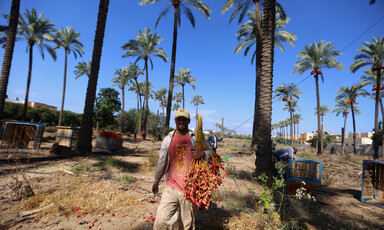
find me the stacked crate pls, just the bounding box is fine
[286,158,323,183]
[361,160,384,209]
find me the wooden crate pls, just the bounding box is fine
[286,158,322,183]
[55,126,80,148]
[361,160,384,209]
[0,121,45,150]
[94,136,123,152]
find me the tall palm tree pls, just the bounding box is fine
[129,81,144,125]
[334,98,357,157]
[127,63,144,133]
[112,67,130,112]
[77,0,110,153]
[154,87,167,126]
[283,99,300,144]
[254,0,276,177]
[360,68,384,157]
[315,104,332,132]
[222,0,287,150]
[293,113,302,144]
[274,83,302,146]
[335,84,369,154]
[139,0,211,138]
[122,27,168,139]
[17,8,57,120]
[173,91,182,107]
[293,40,344,155]
[191,94,204,128]
[0,0,20,119]
[74,61,91,79]
[349,36,384,159]
[50,26,84,126]
[175,68,197,109]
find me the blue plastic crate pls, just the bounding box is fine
[94,136,123,152]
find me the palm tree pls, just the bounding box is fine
[122,27,167,139]
[283,100,300,144]
[17,8,57,121]
[334,99,354,157]
[74,61,91,79]
[274,83,302,146]
[77,0,110,153]
[112,67,130,112]
[139,0,211,138]
[222,0,287,151]
[154,87,167,126]
[253,0,276,177]
[293,40,344,155]
[360,68,384,157]
[293,113,302,144]
[127,63,144,132]
[191,94,204,128]
[173,91,183,107]
[349,36,384,159]
[0,0,20,119]
[315,104,332,132]
[336,84,369,154]
[175,68,197,109]
[50,26,84,126]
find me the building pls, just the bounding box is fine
[6,98,57,110]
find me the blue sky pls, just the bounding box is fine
[0,0,383,135]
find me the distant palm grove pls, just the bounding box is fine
[0,0,383,177]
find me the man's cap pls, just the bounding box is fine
[175,109,190,119]
[212,130,216,133]
[293,147,298,153]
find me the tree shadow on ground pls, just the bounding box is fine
[278,183,384,229]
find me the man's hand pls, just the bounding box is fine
[191,149,205,160]
[152,183,159,195]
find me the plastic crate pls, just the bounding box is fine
[55,126,80,148]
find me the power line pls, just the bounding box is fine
[232,14,384,132]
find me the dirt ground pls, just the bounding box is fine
[0,131,384,230]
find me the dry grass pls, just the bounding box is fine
[223,211,281,230]
[18,174,142,218]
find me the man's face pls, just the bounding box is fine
[175,116,190,132]
[212,131,216,136]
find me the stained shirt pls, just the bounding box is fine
[166,133,194,193]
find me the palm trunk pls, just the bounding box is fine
[182,85,185,109]
[289,102,293,146]
[380,98,384,158]
[0,0,20,119]
[255,0,276,178]
[22,43,34,121]
[58,49,68,126]
[163,4,179,137]
[315,74,323,155]
[134,79,142,132]
[342,114,347,157]
[77,0,109,153]
[195,104,198,129]
[251,0,262,150]
[120,86,125,132]
[351,103,357,154]
[373,68,381,159]
[142,58,149,139]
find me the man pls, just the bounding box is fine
[273,147,298,161]
[207,130,223,153]
[152,109,211,230]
